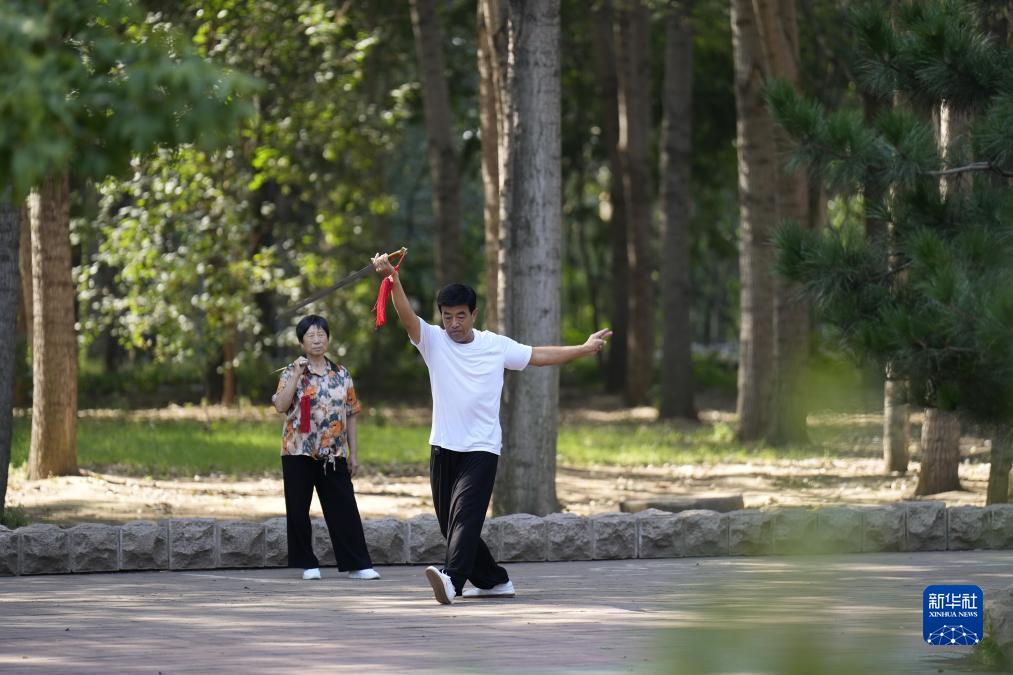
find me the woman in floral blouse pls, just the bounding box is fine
[273,314,379,581]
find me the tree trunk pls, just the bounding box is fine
[0,196,21,518]
[28,172,79,479]
[986,427,1012,505]
[591,0,629,394]
[222,336,236,407]
[658,1,696,420]
[14,201,31,408]
[478,0,505,332]
[18,201,32,344]
[494,0,561,517]
[731,0,776,440]
[615,0,654,407]
[864,90,910,474]
[914,408,962,496]
[753,0,810,445]
[484,0,513,334]
[410,0,462,289]
[911,102,967,488]
[205,349,224,404]
[883,376,910,473]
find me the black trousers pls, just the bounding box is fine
[282,455,372,571]
[430,445,509,594]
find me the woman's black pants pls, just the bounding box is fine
[282,455,372,571]
[430,445,510,594]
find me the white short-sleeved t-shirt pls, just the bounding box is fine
[411,318,532,455]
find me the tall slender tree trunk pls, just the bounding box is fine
[483,0,514,334]
[863,90,910,474]
[478,0,506,332]
[986,426,1012,505]
[658,1,696,420]
[410,0,462,289]
[494,0,561,516]
[615,0,654,407]
[731,0,776,440]
[883,376,910,472]
[753,0,810,445]
[14,201,31,408]
[913,102,967,491]
[28,172,78,479]
[222,336,236,407]
[0,196,21,518]
[591,0,629,394]
[915,408,962,496]
[18,201,31,344]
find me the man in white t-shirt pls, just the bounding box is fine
[372,252,611,605]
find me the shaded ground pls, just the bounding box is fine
[0,553,1006,673]
[6,404,992,525]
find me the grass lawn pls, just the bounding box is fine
[9,413,867,479]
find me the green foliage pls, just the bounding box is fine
[74,0,423,383]
[771,0,1013,424]
[0,505,29,529]
[0,0,258,198]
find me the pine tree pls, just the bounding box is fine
[768,0,1013,503]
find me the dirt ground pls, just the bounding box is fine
[6,404,992,525]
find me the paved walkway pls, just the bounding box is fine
[0,551,1008,673]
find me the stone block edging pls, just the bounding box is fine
[1,503,1010,576]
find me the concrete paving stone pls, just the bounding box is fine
[68,523,119,573]
[491,514,546,562]
[263,517,288,567]
[217,521,265,569]
[987,504,1013,549]
[481,519,500,560]
[19,524,69,575]
[947,506,987,550]
[862,505,906,552]
[772,507,818,554]
[407,514,446,564]
[544,512,592,561]
[120,520,168,571]
[169,518,216,570]
[674,510,728,557]
[636,509,679,559]
[310,518,336,567]
[904,501,947,552]
[728,509,774,556]
[591,512,636,559]
[815,507,863,553]
[0,527,18,576]
[363,518,408,565]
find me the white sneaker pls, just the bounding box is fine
[347,568,381,580]
[424,566,456,605]
[302,568,321,580]
[462,580,515,598]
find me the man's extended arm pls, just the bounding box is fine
[529,328,612,367]
[372,253,421,344]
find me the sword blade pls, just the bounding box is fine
[281,262,374,317]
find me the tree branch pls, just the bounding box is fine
[926,161,1013,178]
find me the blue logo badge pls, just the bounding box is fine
[923,585,984,646]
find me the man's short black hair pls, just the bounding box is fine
[436,283,477,313]
[296,314,330,342]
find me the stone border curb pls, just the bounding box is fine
[1,503,1010,576]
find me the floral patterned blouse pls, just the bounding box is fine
[273,359,361,464]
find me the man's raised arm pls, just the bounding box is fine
[372,252,421,344]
